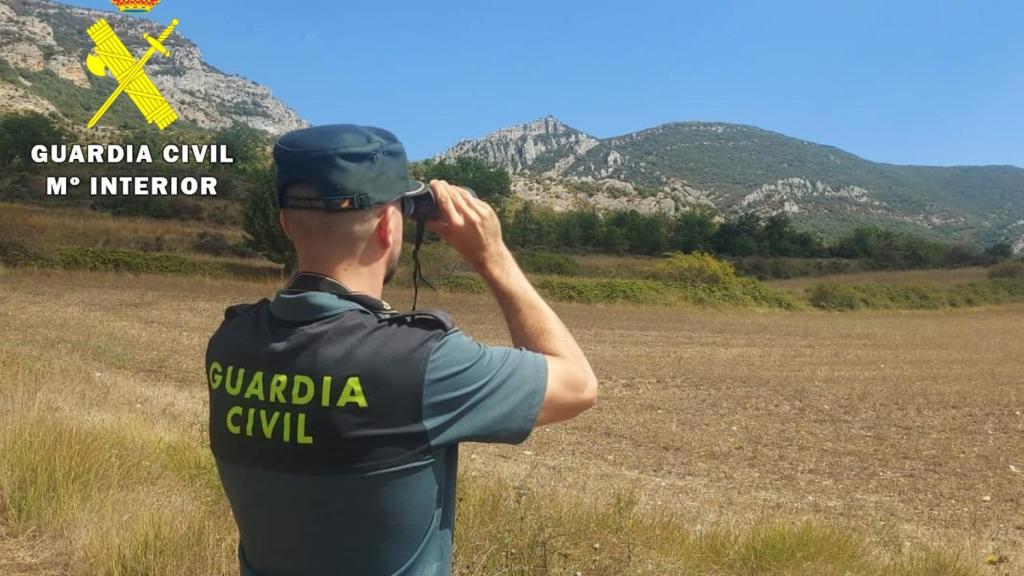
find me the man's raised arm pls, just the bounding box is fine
[425,180,598,426]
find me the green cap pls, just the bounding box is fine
[273,124,426,211]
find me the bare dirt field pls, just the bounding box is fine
[1,267,1021,573]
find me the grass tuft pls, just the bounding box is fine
[453,474,980,576]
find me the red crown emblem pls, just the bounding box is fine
[110,0,160,12]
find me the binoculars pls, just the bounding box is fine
[403,186,477,221]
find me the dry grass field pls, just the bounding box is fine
[0,201,243,252]
[1,266,1021,575]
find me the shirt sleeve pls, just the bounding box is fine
[421,329,548,447]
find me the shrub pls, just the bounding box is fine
[989,260,1024,281]
[831,226,987,269]
[948,279,1024,307]
[514,251,582,276]
[191,232,253,258]
[241,168,295,273]
[733,256,867,280]
[808,279,1024,311]
[651,251,737,286]
[0,238,49,267]
[0,112,69,169]
[437,274,486,294]
[410,157,513,213]
[532,274,800,309]
[808,284,871,311]
[725,278,802,309]
[808,283,946,311]
[52,247,216,275]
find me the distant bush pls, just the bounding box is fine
[191,231,254,258]
[0,238,48,267]
[808,279,1024,311]
[52,247,221,275]
[714,279,802,309]
[642,252,798,308]
[650,251,737,286]
[989,260,1024,281]
[0,112,69,169]
[733,256,866,280]
[410,157,513,213]
[498,202,989,271]
[947,279,1024,306]
[807,284,865,311]
[985,241,1015,260]
[515,251,582,276]
[241,168,296,273]
[831,226,988,270]
[532,271,799,309]
[809,283,949,311]
[437,274,486,294]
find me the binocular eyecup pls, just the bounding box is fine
[403,186,477,221]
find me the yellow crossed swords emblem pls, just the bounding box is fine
[85,18,180,130]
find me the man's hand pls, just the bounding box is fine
[425,179,512,276]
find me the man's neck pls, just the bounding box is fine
[293,259,384,299]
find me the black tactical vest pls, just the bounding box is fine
[205,273,455,475]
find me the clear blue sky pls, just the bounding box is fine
[69,0,1022,166]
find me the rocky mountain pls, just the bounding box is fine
[0,0,306,134]
[439,117,1024,250]
[439,116,600,175]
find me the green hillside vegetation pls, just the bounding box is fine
[0,58,152,129]
[556,122,1024,245]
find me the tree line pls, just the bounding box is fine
[503,206,1014,267]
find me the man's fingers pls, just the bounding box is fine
[431,180,463,227]
[457,186,489,220]
[447,182,475,223]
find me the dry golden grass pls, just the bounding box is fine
[0,201,244,252]
[0,267,1018,575]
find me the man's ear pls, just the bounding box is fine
[374,206,395,249]
[278,211,292,240]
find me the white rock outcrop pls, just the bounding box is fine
[438,116,599,175]
[0,0,306,134]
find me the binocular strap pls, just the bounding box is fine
[411,220,435,311]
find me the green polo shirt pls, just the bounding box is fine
[210,290,547,576]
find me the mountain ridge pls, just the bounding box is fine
[438,116,1024,251]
